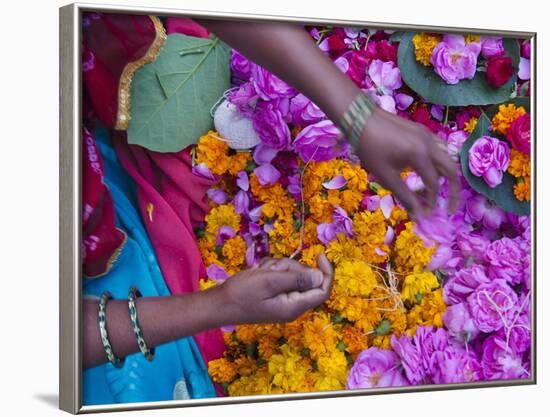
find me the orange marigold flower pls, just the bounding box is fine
[222,236,246,270]
[195,131,230,175]
[208,357,237,383]
[491,104,526,135]
[507,149,530,178]
[513,178,531,202]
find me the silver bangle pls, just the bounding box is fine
[338,92,376,151]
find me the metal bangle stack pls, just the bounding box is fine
[338,91,377,152]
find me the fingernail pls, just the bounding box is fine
[312,270,323,287]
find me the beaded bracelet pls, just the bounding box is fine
[128,286,155,361]
[98,291,125,368]
[338,91,377,152]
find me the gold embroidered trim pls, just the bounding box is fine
[114,15,167,131]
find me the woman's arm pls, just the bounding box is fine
[196,20,459,218]
[84,255,333,369]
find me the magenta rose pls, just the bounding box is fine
[468,136,510,188]
[444,264,490,305]
[289,93,325,126]
[293,120,348,162]
[252,101,291,150]
[443,302,480,341]
[430,35,481,85]
[250,65,296,100]
[485,237,529,286]
[346,347,408,389]
[231,49,253,80]
[481,335,529,380]
[390,334,425,384]
[431,346,482,384]
[486,55,514,88]
[506,113,530,155]
[480,36,505,59]
[467,279,518,333]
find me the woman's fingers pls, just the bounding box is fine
[376,167,423,220]
[263,269,323,297]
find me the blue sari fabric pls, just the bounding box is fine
[82,125,216,405]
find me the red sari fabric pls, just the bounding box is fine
[82,125,126,277]
[81,11,226,385]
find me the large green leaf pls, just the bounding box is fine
[128,34,231,152]
[459,97,530,215]
[398,32,519,106]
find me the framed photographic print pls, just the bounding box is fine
[59,2,536,414]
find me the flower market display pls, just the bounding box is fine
[191,27,532,395]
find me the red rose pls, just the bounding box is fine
[412,106,441,133]
[506,113,531,154]
[327,34,346,53]
[486,55,514,87]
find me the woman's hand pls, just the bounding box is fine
[358,107,459,219]
[214,254,334,324]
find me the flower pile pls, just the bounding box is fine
[412,33,530,88]
[193,27,532,395]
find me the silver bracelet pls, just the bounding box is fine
[338,92,376,151]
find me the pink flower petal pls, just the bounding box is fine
[322,174,347,190]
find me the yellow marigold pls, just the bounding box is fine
[491,104,526,135]
[222,236,246,270]
[199,278,218,291]
[204,204,241,240]
[353,210,389,264]
[227,369,271,396]
[268,344,309,392]
[308,194,334,223]
[507,149,530,178]
[370,309,408,349]
[465,34,480,43]
[208,357,237,383]
[400,271,440,303]
[342,325,369,358]
[334,260,378,298]
[513,178,531,202]
[406,288,447,335]
[228,151,251,176]
[303,218,321,247]
[250,175,295,219]
[393,222,435,273]
[341,162,368,191]
[269,218,300,257]
[326,233,363,265]
[339,188,364,213]
[195,131,230,175]
[300,244,325,268]
[412,33,441,66]
[234,355,258,377]
[314,350,349,391]
[464,117,478,133]
[303,311,338,359]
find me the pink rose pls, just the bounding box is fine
[468,136,510,188]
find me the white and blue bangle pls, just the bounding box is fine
[128,286,155,362]
[98,291,124,368]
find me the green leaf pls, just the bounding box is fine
[128,34,231,152]
[398,32,519,106]
[459,97,530,215]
